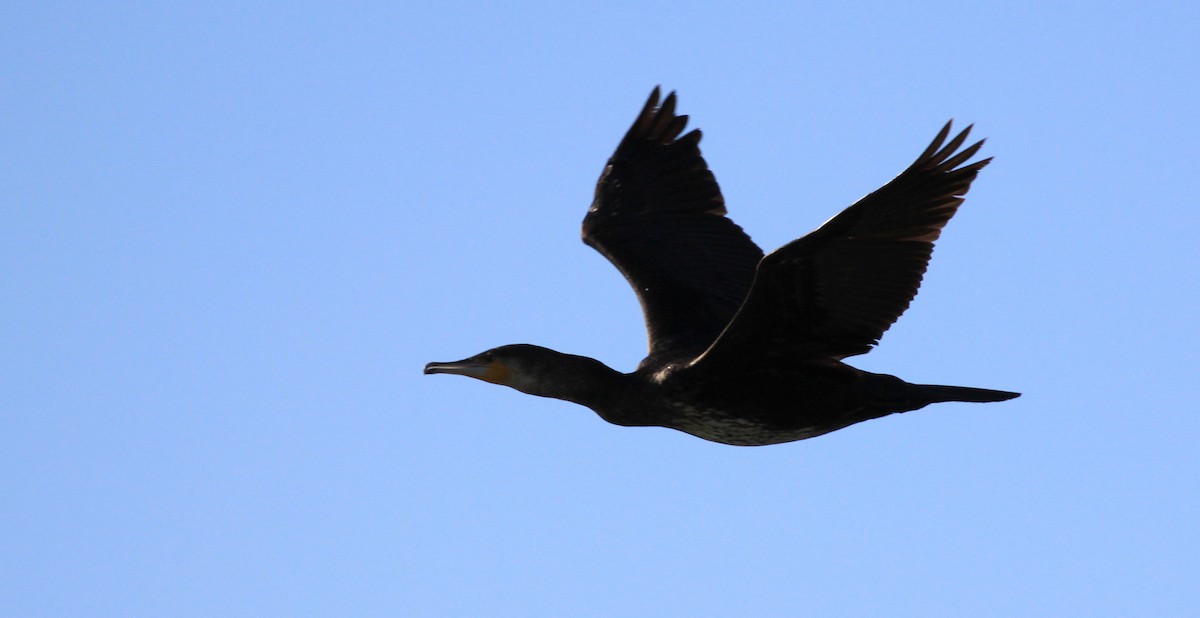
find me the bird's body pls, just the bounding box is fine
[426,88,1019,446]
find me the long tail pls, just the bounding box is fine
[917,384,1020,404]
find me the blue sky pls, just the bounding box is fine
[3,2,1198,616]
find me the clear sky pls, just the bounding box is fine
[3,2,1198,616]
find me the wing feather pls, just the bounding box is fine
[697,121,991,365]
[582,88,763,362]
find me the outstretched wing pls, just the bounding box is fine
[583,88,764,363]
[697,121,991,365]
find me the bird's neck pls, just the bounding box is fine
[513,352,652,426]
[523,353,624,401]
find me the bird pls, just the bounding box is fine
[425,87,1019,446]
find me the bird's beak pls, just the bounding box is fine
[424,356,509,384]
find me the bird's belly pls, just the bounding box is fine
[664,401,833,446]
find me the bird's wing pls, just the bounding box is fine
[583,88,764,363]
[695,121,990,365]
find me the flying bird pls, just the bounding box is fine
[425,88,1019,446]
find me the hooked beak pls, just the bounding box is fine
[424,355,510,385]
[424,359,485,377]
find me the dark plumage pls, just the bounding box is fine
[425,88,1019,446]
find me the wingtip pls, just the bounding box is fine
[916,121,955,162]
[659,90,678,117]
[911,119,991,173]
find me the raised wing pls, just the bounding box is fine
[697,121,991,365]
[583,88,764,363]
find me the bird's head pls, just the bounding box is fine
[424,344,622,401]
[424,344,561,396]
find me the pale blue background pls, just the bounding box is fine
[4,2,1198,616]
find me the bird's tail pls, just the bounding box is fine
[916,384,1021,404]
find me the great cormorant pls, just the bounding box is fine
[425,88,1019,446]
